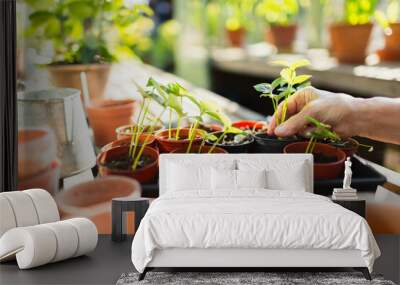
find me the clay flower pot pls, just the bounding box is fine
[116,124,164,140]
[377,23,400,62]
[56,176,140,234]
[226,27,246,47]
[101,135,157,153]
[205,132,254,153]
[47,64,111,101]
[171,145,228,154]
[266,24,297,52]
[232,120,267,133]
[97,145,159,183]
[284,142,346,180]
[86,99,136,147]
[18,160,61,195]
[18,128,57,180]
[329,23,372,64]
[155,128,203,153]
[253,133,300,153]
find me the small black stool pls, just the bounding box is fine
[111,197,150,242]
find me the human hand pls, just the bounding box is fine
[267,86,359,138]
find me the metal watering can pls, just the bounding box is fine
[18,88,96,178]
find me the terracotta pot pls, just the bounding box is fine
[232,120,268,132]
[377,23,400,62]
[156,128,203,153]
[205,132,254,153]
[86,99,136,147]
[56,176,140,234]
[284,142,346,180]
[18,160,61,195]
[329,23,372,64]
[47,64,111,101]
[226,27,246,47]
[97,145,159,183]
[101,135,157,153]
[116,124,164,140]
[18,128,57,179]
[266,25,297,52]
[171,145,228,154]
[330,138,359,157]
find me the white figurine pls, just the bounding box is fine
[343,157,353,189]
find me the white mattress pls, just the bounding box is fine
[131,190,380,273]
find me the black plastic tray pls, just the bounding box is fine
[314,157,386,195]
[140,157,386,198]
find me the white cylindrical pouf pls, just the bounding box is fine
[24,189,60,223]
[0,226,57,269]
[0,192,39,227]
[43,221,79,262]
[0,196,17,237]
[65,218,98,257]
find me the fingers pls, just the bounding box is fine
[274,109,312,137]
[268,87,318,136]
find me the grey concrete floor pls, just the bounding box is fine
[0,235,134,285]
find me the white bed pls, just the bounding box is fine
[131,154,380,280]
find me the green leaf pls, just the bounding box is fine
[29,11,55,28]
[226,126,244,134]
[254,83,271,93]
[67,1,93,19]
[270,77,282,89]
[44,17,61,37]
[292,75,312,85]
[289,59,310,70]
[280,68,295,84]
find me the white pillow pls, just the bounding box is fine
[167,160,236,191]
[236,169,267,189]
[211,169,267,190]
[237,159,308,191]
[211,168,236,190]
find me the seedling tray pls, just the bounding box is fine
[314,157,386,195]
[140,157,386,198]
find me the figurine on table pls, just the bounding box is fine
[332,157,358,200]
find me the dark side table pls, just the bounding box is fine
[332,198,366,218]
[112,197,151,242]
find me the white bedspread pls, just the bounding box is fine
[131,190,380,273]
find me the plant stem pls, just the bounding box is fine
[168,108,172,139]
[186,120,199,153]
[208,130,227,153]
[129,100,145,156]
[132,109,165,171]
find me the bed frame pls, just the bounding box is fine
[139,154,371,281]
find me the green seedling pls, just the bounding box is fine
[254,59,312,128]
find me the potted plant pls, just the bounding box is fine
[375,0,400,61]
[147,79,206,153]
[284,116,346,180]
[224,0,255,47]
[97,80,163,183]
[205,110,254,153]
[329,0,378,63]
[256,0,299,52]
[253,59,311,153]
[26,1,153,99]
[303,116,373,156]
